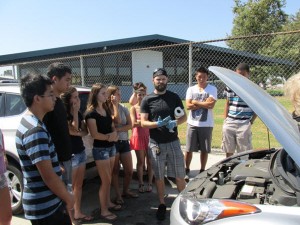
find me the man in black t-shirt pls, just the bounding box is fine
[44,62,73,190]
[140,68,187,221]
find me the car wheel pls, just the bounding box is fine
[6,163,23,215]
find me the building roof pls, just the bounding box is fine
[0,34,294,66]
[0,35,189,65]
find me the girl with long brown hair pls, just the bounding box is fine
[85,83,120,221]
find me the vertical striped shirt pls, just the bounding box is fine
[225,87,254,122]
[15,114,62,220]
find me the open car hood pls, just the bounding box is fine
[209,66,300,167]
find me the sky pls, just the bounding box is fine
[0,0,299,57]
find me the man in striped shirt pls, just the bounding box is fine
[222,63,257,158]
[16,72,74,225]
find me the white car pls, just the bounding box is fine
[0,82,93,214]
[170,67,300,225]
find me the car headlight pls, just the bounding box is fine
[179,193,261,224]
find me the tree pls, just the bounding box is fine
[227,0,288,53]
[259,10,300,79]
[225,0,297,88]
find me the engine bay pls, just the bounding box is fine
[184,149,300,206]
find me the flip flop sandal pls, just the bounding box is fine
[74,215,94,222]
[108,204,122,211]
[99,213,117,222]
[139,184,145,193]
[122,192,139,198]
[114,199,124,205]
[146,183,153,192]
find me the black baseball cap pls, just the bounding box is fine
[153,68,168,78]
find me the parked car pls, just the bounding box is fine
[170,66,300,225]
[0,82,92,214]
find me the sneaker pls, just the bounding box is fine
[184,174,190,182]
[156,204,166,220]
[185,168,190,182]
[199,169,205,174]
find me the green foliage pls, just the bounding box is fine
[259,9,300,78]
[266,89,284,96]
[227,0,288,53]
[226,1,300,86]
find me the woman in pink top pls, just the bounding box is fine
[130,87,153,193]
[129,82,147,106]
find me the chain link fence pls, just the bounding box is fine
[1,30,299,102]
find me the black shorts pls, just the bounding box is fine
[115,140,131,154]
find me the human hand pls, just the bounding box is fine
[166,120,177,133]
[111,95,118,105]
[108,131,118,142]
[72,100,80,113]
[156,115,171,127]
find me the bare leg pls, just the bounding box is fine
[184,152,193,171]
[120,152,134,195]
[72,164,88,219]
[155,179,165,204]
[145,149,153,191]
[175,177,186,192]
[95,158,116,218]
[200,152,208,171]
[135,150,145,189]
[111,153,122,203]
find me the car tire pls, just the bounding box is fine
[6,163,23,215]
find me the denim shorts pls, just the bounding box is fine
[71,151,87,168]
[93,145,116,160]
[115,140,131,154]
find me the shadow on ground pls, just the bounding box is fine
[80,174,178,225]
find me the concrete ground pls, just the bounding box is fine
[11,149,225,225]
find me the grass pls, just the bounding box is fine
[125,96,293,149]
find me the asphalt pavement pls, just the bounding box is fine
[12,149,225,225]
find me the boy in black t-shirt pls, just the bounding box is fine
[44,63,73,188]
[43,62,74,223]
[140,68,187,221]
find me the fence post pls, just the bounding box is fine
[80,56,85,86]
[12,65,16,79]
[188,42,193,87]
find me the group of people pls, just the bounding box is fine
[1,61,300,225]
[184,63,257,180]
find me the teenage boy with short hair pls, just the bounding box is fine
[16,72,74,225]
[185,67,217,176]
[43,62,73,190]
[222,63,257,157]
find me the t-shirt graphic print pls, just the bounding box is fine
[191,92,209,122]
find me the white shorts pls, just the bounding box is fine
[222,120,252,153]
